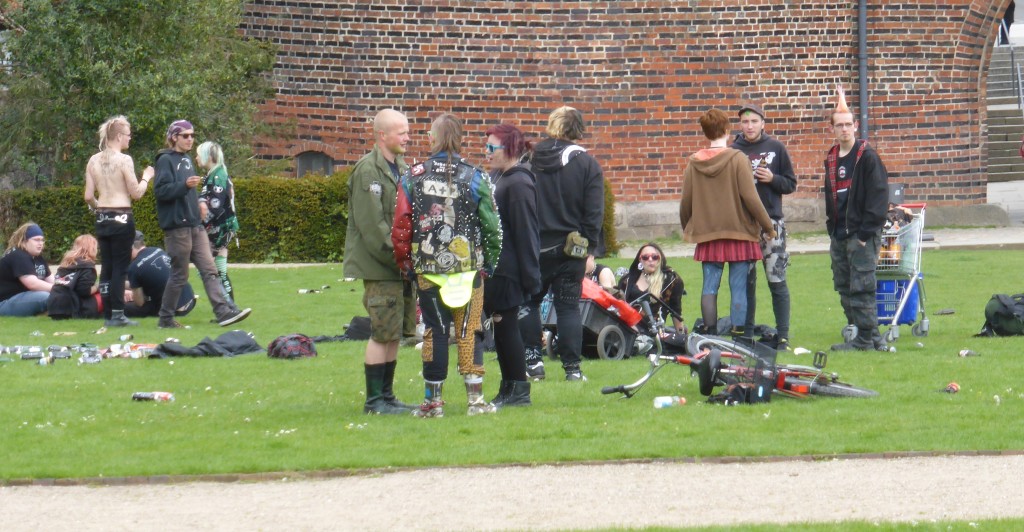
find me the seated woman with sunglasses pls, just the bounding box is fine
[617,242,686,333]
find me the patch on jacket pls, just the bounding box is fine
[369,181,382,197]
[411,163,425,176]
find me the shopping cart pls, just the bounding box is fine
[874,202,928,343]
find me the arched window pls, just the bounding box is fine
[295,151,333,178]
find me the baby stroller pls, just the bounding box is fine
[543,278,677,360]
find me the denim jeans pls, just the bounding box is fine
[0,290,49,316]
[161,226,235,321]
[702,261,753,328]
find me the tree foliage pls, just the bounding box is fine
[0,0,276,187]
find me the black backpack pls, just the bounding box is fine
[980,294,1024,336]
[267,334,317,359]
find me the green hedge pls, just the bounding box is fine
[0,169,352,264]
[0,167,620,263]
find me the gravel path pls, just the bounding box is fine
[3,454,1023,530]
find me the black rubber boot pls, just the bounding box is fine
[501,380,532,408]
[382,360,414,410]
[364,363,412,415]
[490,379,512,407]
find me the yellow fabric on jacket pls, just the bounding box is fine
[678,148,775,244]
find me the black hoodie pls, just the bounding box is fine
[153,149,202,230]
[730,133,797,220]
[531,138,605,253]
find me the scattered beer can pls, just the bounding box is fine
[944,382,960,394]
[958,349,978,357]
[132,392,175,402]
[37,355,55,366]
[119,334,134,342]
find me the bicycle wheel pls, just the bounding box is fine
[809,380,879,398]
[686,333,762,361]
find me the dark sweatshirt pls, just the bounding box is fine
[823,140,889,242]
[491,164,542,299]
[730,133,797,220]
[531,138,605,253]
[153,149,202,230]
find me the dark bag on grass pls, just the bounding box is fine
[267,334,317,359]
[344,316,372,340]
[981,293,1024,336]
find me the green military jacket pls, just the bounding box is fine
[342,146,408,280]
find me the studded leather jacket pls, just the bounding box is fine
[392,153,501,275]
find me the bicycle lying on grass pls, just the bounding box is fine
[600,299,878,401]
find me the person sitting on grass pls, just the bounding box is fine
[47,234,102,320]
[0,223,54,317]
[617,242,686,334]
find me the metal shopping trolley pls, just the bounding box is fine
[874,202,928,343]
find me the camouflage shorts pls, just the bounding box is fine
[362,280,416,343]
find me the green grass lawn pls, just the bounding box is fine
[1,251,1022,481]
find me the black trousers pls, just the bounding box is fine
[520,253,586,369]
[95,212,135,319]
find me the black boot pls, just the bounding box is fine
[501,380,532,408]
[104,310,139,327]
[364,363,412,414]
[490,379,512,407]
[382,360,414,410]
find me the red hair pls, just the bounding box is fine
[485,124,532,160]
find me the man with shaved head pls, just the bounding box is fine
[343,108,418,414]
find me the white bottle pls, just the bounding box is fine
[652,396,686,408]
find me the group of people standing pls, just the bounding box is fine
[0,117,249,329]
[346,91,891,417]
[344,106,605,417]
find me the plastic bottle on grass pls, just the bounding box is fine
[653,396,686,408]
[132,392,175,402]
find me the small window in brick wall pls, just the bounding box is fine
[296,151,333,178]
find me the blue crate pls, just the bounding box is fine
[877,277,920,325]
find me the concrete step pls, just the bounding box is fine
[988,159,1024,170]
[989,134,1023,143]
[989,171,1024,182]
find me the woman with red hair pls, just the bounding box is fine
[483,123,541,408]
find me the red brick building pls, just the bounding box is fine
[241,1,1011,234]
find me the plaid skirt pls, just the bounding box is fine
[693,239,762,262]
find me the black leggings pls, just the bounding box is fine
[492,307,528,381]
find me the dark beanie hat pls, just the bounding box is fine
[25,224,44,240]
[738,102,765,119]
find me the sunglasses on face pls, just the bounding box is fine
[640,253,660,262]
[177,133,195,139]
[486,143,504,154]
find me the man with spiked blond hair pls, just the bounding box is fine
[824,86,890,351]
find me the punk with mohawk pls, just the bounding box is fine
[823,83,891,352]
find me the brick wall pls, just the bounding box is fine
[241,1,1006,209]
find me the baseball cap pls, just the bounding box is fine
[738,102,765,119]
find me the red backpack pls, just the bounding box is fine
[267,334,317,359]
